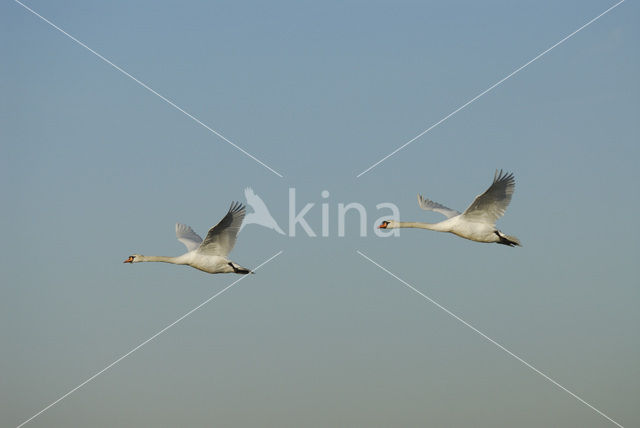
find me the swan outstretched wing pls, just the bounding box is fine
[198,202,246,256]
[175,223,203,252]
[417,194,460,218]
[462,169,515,224]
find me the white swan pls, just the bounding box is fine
[379,170,521,246]
[124,202,253,274]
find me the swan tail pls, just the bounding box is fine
[495,231,521,247]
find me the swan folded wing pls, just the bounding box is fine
[461,169,515,224]
[417,194,460,218]
[175,223,203,252]
[198,202,246,256]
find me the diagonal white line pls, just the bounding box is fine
[356,250,624,428]
[16,250,283,428]
[356,0,625,178]
[14,0,284,178]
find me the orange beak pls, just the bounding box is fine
[378,222,386,229]
[123,256,134,263]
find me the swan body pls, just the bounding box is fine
[379,170,520,246]
[124,202,253,274]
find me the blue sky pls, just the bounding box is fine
[2,1,639,426]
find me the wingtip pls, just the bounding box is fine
[494,169,515,184]
[229,201,246,214]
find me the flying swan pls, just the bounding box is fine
[124,202,253,273]
[379,170,521,246]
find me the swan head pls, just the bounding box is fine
[123,254,142,263]
[378,220,397,229]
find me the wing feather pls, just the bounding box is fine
[175,223,203,252]
[417,194,460,218]
[198,202,246,256]
[461,169,515,224]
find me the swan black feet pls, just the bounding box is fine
[228,262,253,274]
[494,230,521,247]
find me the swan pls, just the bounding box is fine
[379,170,521,246]
[239,187,285,235]
[124,202,254,274]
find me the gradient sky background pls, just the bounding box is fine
[2,0,639,426]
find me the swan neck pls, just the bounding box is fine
[396,221,446,231]
[139,255,181,264]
